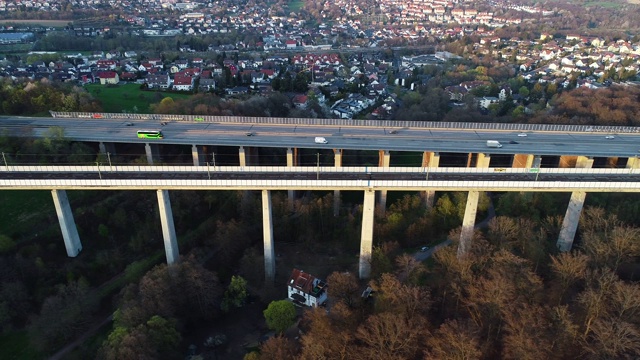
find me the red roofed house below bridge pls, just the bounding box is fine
[287,269,328,307]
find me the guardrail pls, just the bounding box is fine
[49,111,640,134]
[1,165,640,176]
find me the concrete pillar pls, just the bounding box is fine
[191,145,206,166]
[157,190,179,264]
[333,149,343,216]
[532,155,542,168]
[466,153,473,167]
[559,155,577,168]
[476,153,491,168]
[359,189,375,279]
[287,148,295,210]
[458,152,489,256]
[378,150,390,214]
[98,141,116,155]
[422,151,440,209]
[576,156,594,168]
[557,191,587,252]
[458,190,479,257]
[626,157,640,169]
[262,190,276,282]
[512,154,534,168]
[239,146,247,167]
[145,143,159,165]
[51,190,82,257]
[557,156,592,251]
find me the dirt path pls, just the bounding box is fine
[48,314,113,360]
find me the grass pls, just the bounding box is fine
[0,19,70,27]
[584,1,622,7]
[0,190,55,238]
[85,83,191,114]
[0,331,42,360]
[288,0,304,12]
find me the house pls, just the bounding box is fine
[146,73,171,89]
[173,75,194,91]
[287,269,327,307]
[199,78,216,92]
[479,96,500,109]
[97,71,119,85]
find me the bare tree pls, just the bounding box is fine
[550,251,589,304]
[582,319,640,360]
[354,312,427,360]
[425,319,482,360]
[394,253,425,283]
[326,271,361,308]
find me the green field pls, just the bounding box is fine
[288,0,304,12]
[584,1,622,7]
[0,331,42,360]
[0,190,55,237]
[85,83,191,113]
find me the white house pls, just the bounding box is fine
[287,269,328,307]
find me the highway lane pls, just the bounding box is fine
[2,116,640,157]
[2,169,640,183]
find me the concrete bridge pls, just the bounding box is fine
[2,165,640,279]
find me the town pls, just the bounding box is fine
[1,0,640,359]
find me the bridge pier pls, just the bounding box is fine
[512,154,534,168]
[458,153,490,256]
[98,141,116,155]
[145,143,160,165]
[334,149,343,216]
[359,189,375,279]
[377,150,390,215]
[557,156,592,251]
[458,190,479,257]
[286,148,298,210]
[626,156,640,169]
[157,190,179,264]
[51,190,82,257]
[262,190,276,282]
[421,151,440,209]
[239,146,247,167]
[191,145,206,166]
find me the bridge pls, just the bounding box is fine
[2,112,640,279]
[2,164,640,279]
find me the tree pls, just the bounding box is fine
[98,315,181,360]
[326,271,360,308]
[221,275,248,312]
[263,300,296,334]
[299,306,354,360]
[354,312,426,360]
[425,319,482,360]
[550,252,589,303]
[259,335,298,360]
[28,280,98,351]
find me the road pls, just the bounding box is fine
[1,116,640,157]
[2,168,640,182]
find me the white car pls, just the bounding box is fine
[517,133,528,137]
[605,135,615,139]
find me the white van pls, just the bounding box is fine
[315,137,328,144]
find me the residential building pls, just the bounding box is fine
[287,269,328,307]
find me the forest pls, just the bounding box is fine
[1,66,640,358]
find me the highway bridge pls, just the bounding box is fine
[3,112,640,279]
[0,112,638,157]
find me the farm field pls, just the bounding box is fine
[85,83,191,113]
[0,19,70,27]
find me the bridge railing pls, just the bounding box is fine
[1,165,639,176]
[1,178,639,192]
[49,111,640,134]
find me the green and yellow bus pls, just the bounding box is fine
[137,130,164,139]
